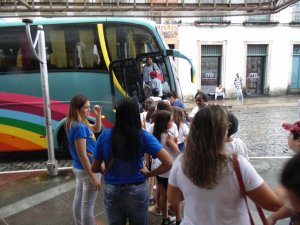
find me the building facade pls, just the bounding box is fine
[159,3,300,98]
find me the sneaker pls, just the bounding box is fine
[176,219,182,225]
[161,216,176,225]
[148,205,162,216]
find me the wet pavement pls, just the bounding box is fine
[0,95,299,225]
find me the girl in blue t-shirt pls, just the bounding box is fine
[91,97,173,225]
[65,95,102,225]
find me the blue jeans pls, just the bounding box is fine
[73,167,100,225]
[104,182,149,225]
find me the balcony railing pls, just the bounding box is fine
[0,0,298,17]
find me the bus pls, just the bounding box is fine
[0,17,195,154]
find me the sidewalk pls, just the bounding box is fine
[0,95,299,225]
[185,95,299,110]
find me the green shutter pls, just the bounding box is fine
[247,45,267,56]
[202,45,222,56]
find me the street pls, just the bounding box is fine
[0,104,297,172]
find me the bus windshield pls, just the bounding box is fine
[104,24,160,60]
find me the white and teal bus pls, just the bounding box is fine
[0,17,195,153]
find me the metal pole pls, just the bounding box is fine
[23,19,58,176]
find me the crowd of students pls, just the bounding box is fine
[65,92,300,225]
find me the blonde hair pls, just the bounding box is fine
[65,95,89,131]
[182,105,229,189]
[172,106,184,130]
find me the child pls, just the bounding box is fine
[172,106,189,152]
[140,98,156,130]
[149,70,163,97]
[150,88,162,102]
[225,112,249,159]
[153,110,181,225]
[166,91,185,109]
[267,121,300,225]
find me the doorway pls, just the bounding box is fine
[201,45,222,94]
[291,45,300,89]
[246,45,267,95]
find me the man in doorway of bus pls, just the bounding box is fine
[143,57,160,85]
[234,73,243,101]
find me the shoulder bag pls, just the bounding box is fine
[232,154,268,225]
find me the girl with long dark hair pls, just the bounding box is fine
[92,98,173,225]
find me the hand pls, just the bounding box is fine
[183,109,188,117]
[93,105,102,116]
[266,215,277,225]
[92,176,101,191]
[139,165,150,177]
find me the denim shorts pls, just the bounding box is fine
[104,181,149,225]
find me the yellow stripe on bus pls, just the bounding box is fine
[0,124,47,149]
[97,24,126,97]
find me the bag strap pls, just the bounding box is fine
[232,155,268,225]
[232,154,255,225]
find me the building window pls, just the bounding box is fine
[293,2,300,22]
[247,15,270,22]
[243,14,278,26]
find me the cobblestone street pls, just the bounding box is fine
[232,106,298,157]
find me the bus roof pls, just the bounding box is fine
[0,17,157,28]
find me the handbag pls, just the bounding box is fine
[232,154,268,225]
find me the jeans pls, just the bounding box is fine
[104,182,149,225]
[73,167,100,225]
[236,87,243,100]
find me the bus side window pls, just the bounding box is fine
[18,32,36,71]
[2,48,16,72]
[49,30,67,68]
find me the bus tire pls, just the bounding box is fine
[57,128,70,157]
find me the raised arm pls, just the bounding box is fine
[88,105,102,133]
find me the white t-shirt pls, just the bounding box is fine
[147,122,179,138]
[151,132,174,178]
[169,155,263,225]
[225,138,249,160]
[177,122,189,144]
[189,106,199,119]
[149,96,162,102]
[189,103,208,119]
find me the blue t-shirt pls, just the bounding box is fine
[172,99,185,109]
[94,128,163,184]
[67,121,96,170]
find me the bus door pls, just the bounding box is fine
[136,53,171,99]
[109,57,145,108]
